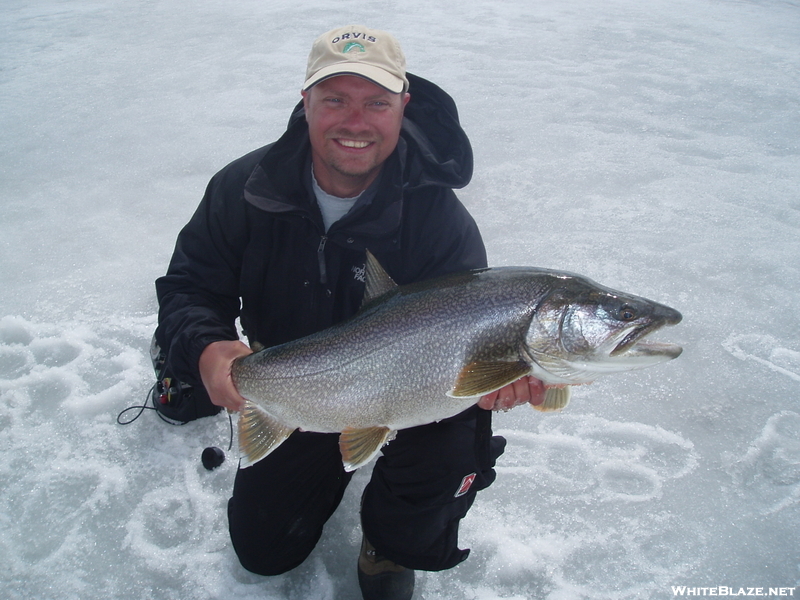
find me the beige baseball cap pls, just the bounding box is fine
[303,25,409,94]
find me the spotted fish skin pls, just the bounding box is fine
[232,252,682,471]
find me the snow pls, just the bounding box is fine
[1,0,799,598]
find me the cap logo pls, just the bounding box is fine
[331,32,378,45]
[343,42,366,54]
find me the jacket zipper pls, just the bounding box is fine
[317,235,328,284]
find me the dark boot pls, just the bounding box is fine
[357,535,415,600]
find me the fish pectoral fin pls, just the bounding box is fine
[449,360,532,397]
[339,426,396,472]
[532,386,571,412]
[238,401,295,468]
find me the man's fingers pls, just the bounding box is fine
[527,377,546,406]
[199,340,252,412]
[477,389,499,409]
[477,376,546,411]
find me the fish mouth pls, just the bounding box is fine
[609,322,683,359]
[611,324,653,355]
[608,304,683,358]
[622,338,683,359]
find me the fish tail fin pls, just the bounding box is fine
[238,400,295,468]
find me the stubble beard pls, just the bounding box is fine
[322,136,384,188]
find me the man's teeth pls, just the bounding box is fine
[338,140,371,148]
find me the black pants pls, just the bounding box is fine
[227,406,505,575]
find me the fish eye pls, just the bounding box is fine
[618,305,637,321]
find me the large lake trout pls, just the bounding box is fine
[232,252,682,471]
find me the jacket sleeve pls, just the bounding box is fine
[154,165,251,386]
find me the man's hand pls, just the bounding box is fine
[198,340,252,412]
[477,376,546,411]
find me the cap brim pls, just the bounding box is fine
[303,63,406,93]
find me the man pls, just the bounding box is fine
[155,25,544,600]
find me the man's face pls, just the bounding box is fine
[302,75,410,197]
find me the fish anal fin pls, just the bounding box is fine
[361,250,398,306]
[339,426,396,472]
[533,386,571,412]
[449,360,532,397]
[238,400,295,468]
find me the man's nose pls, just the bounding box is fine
[341,105,369,129]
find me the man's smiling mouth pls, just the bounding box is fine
[337,139,372,149]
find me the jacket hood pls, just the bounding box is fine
[399,72,473,190]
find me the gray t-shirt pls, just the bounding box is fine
[311,168,362,232]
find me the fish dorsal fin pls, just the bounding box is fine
[339,426,396,472]
[532,386,571,412]
[238,400,295,468]
[448,360,532,397]
[362,250,398,306]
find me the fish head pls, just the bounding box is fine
[524,273,683,384]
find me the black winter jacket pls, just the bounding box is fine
[155,74,487,386]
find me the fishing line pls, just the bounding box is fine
[117,384,234,461]
[116,383,187,426]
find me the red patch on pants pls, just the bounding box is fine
[454,473,477,497]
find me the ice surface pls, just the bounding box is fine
[1,0,799,598]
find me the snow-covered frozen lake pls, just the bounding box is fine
[1,0,798,598]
